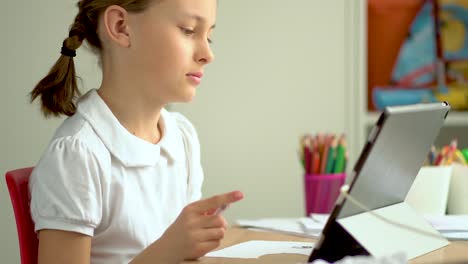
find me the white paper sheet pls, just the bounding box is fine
[309,213,330,223]
[442,231,468,240]
[205,240,314,259]
[424,215,468,231]
[300,213,329,232]
[236,218,322,238]
[422,211,468,240]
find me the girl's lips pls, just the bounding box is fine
[186,72,203,85]
[186,74,202,85]
[187,72,204,78]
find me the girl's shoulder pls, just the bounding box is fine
[46,113,111,166]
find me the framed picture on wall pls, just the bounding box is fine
[367,0,468,111]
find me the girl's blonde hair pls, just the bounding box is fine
[30,0,152,117]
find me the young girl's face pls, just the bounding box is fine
[127,0,216,104]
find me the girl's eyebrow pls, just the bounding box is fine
[183,13,216,29]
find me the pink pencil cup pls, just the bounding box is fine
[304,173,346,215]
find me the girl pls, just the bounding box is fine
[28,0,244,263]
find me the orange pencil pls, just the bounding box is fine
[320,134,334,174]
[312,136,321,175]
[312,150,321,174]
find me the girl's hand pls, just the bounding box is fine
[160,190,244,262]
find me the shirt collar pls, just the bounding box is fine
[76,89,184,167]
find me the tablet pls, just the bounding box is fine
[308,101,450,262]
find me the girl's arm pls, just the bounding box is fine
[38,229,176,264]
[38,190,243,264]
[38,230,91,264]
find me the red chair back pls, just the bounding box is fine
[5,167,38,264]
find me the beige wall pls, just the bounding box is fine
[1,1,349,262]
[173,0,348,219]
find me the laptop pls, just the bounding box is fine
[308,101,451,262]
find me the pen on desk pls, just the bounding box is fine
[292,245,313,249]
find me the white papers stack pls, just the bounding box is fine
[206,240,406,264]
[425,215,468,240]
[235,214,329,238]
[300,213,329,233]
[205,240,314,258]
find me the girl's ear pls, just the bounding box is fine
[102,5,131,48]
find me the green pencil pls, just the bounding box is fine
[333,136,346,173]
[325,138,337,173]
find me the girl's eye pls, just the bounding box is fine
[181,28,195,35]
[181,27,213,44]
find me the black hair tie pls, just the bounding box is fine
[61,46,76,57]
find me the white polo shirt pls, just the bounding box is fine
[29,89,204,263]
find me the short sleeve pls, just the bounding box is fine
[29,136,103,236]
[172,113,204,202]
